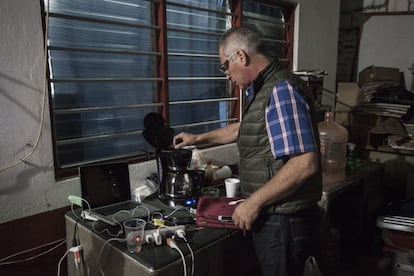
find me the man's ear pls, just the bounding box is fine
[237,49,250,66]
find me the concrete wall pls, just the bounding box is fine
[294,0,341,108]
[336,0,364,82]
[0,0,340,224]
[358,15,414,91]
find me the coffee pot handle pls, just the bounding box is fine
[192,170,205,192]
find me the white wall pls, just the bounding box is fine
[0,0,340,224]
[358,15,414,91]
[0,0,58,223]
[294,0,341,108]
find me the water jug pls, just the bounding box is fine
[318,112,348,183]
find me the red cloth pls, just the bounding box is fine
[382,229,414,250]
[195,196,243,229]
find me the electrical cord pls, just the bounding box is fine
[174,230,194,276]
[91,221,123,238]
[70,218,85,273]
[131,204,151,221]
[0,238,66,265]
[166,238,187,276]
[70,198,93,223]
[164,206,192,220]
[181,236,195,276]
[96,237,126,276]
[72,219,80,246]
[111,204,152,225]
[0,0,49,173]
[57,248,70,276]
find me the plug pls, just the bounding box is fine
[68,195,83,207]
[175,229,186,239]
[69,245,82,269]
[166,238,179,250]
[153,231,162,246]
[80,211,98,222]
[153,218,165,227]
[145,233,154,244]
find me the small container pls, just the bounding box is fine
[224,178,240,198]
[124,218,146,253]
[346,143,357,171]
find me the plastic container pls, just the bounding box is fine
[346,143,357,171]
[204,161,219,180]
[183,146,207,170]
[318,112,348,183]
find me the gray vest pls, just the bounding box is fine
[237,61,322,214]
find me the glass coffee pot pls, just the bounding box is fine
[159,149,204,207]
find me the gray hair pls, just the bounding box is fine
[219,26,267,57]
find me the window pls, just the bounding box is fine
[166,0,235,134]
[242,0,293,68]
[43,0,294,178]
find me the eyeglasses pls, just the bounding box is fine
[219,51,237,74]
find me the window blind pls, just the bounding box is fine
[44,0,294,176]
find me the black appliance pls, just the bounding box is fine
[142,113,204,208]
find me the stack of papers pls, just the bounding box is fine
[353,103,411,118]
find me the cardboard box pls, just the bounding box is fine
[336,82,365,111]
[358,65,400,85]
[348,113,385,146]
[335,83,365,126]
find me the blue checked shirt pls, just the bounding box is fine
[247,80,317,159]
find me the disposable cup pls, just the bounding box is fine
[123,218,146,253]
[225,178,240,198]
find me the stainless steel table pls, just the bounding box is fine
[65,198,259,276]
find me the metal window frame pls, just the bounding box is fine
[43,0,295,179]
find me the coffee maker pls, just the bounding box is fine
[142,112,204,208]
[156,148,204,208]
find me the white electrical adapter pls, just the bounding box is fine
[142,225,185,245]
[80,211,98,222]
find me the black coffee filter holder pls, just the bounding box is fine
[167,149,192,169]
[142,112,174,149]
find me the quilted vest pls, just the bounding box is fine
[237,60,322,214]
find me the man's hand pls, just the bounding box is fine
[231,152,319,231]
[232,198,261,231]
[173,132,198,149]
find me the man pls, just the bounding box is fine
[174,26,323,276]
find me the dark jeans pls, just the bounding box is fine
[252,207,321,276]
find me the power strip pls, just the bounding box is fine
[143,225,185,245]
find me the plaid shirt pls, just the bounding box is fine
[247,80,317,159]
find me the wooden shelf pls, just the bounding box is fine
[363,145,414,156]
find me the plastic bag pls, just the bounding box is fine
[303,256,323,276]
